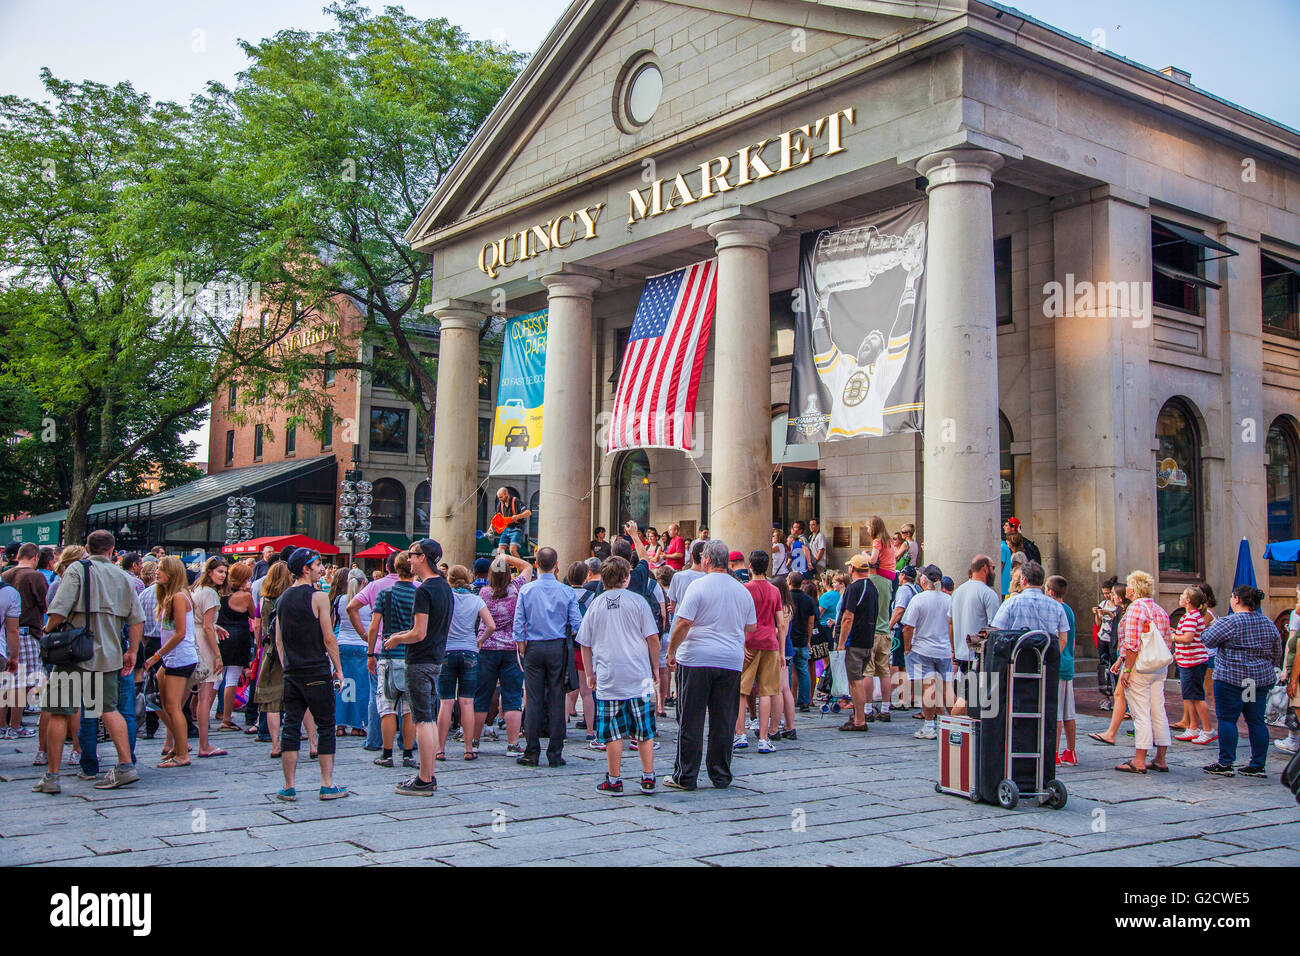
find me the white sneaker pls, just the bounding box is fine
[757,738,776,753]
[746,718,758,732]
[0,727,14,740]
[1274,737,1300,755]
[1192,731,1217,746]
[12,727,36,738]
[732,733,748,750]
[914,726,937,740]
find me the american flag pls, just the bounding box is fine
[608,260,718,452]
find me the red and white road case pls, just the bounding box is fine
[935,715,978,799]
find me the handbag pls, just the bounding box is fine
[1264,671,1290,728]
[40,560,96,667]
[383,657,407,698]
[1134,621,1174,674]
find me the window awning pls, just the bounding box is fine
[1263,253,1300,278]
[1153,261,1222,290]
[1152,217,1237,258]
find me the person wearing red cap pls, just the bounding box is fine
[728,550,750,583]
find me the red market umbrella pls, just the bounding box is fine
[353,541,402,559]
[220,534,340,556]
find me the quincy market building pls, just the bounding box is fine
[407,0,1300,623]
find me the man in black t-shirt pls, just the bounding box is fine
[786,571,818,711]
[835,555,880,730]
[590,527,612,561]
[275,548,347,802]
[387,538,452,796]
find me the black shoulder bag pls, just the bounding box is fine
[40,560,96,667]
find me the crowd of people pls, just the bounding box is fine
[1,511,1296,802]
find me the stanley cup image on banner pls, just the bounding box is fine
[787,200,928,445]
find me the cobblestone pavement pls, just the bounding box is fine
[2,700,1297,867]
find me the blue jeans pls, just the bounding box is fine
[79,670,138,773]
[365,669,383,748]
[1213,679,1271,769]
[438,650,479,700]
[790,646,810,707]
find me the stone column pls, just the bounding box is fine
[1051,185,1155,616]
[539,271,603,568]
[428,303,482,567]
[703,211,782,558]
[1219,228,1267,589]
[915,149,1005,572]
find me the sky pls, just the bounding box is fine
[3,0,1296,461]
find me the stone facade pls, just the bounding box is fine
[408,0,1300,627]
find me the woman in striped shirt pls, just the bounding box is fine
[1171,587,1214,746]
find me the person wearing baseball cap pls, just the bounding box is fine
[274,547,347,802]
[837,554,879,731]
[388,538,453,794]
[899,562,954,740]
[472,556,492,589]
[887,563,922,710]
[728,550,750,583]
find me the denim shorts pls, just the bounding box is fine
[1179,661,1208,701]
[438,650,478,701]
[905,653,953,682]
[406,661,442,723]
[499,526,523,547]
[474,648,523,713]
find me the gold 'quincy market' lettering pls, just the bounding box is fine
[627,107,854,224]
[478,203,605,278]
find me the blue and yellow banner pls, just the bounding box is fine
[490,309,547,475]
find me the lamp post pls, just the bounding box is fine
[337,446,372,569]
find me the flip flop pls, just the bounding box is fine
[464,752,478,761]
[197,748,228,757]
[1088,732,1115,745]
[1149,764,1169,772]
[435,751,446,761]
[268,751,282,759]
[156,757,191,768]
[1114,760,1147,774]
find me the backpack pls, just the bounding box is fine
[1022,537,1042,566]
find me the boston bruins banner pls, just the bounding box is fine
[786,201,927,444]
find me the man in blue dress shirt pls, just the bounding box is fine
[513,547,583,767]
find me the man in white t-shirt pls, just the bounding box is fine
[948,554,1000,673]
[578,556,661,795]
[664,539,756,791]
[900,565,953,739]
[807,519,827,572]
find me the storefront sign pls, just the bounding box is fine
[478,205,605,279]
[474,106,855,279]
[627,108,855,225]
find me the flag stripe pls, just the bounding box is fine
[608,260,717,454]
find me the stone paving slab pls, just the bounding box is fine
[2,701,1296,866]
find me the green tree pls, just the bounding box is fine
[181,0,522,466]
[0,73,236,544]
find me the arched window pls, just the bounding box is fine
[616,451,651,530]
[1266,417,1299,579]
[413,480,431,535]
[1155,400,1203,576]
[999,413,1014,525]
[370,478,406,532]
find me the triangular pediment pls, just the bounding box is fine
[408,0,957,247]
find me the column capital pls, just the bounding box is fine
[430,300,483,333]
[695,205,791,252]
[540,268,604,300]
[915,149,1005,191]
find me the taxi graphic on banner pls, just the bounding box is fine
[490,309,547,475]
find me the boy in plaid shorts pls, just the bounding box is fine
[576,556,660,794]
